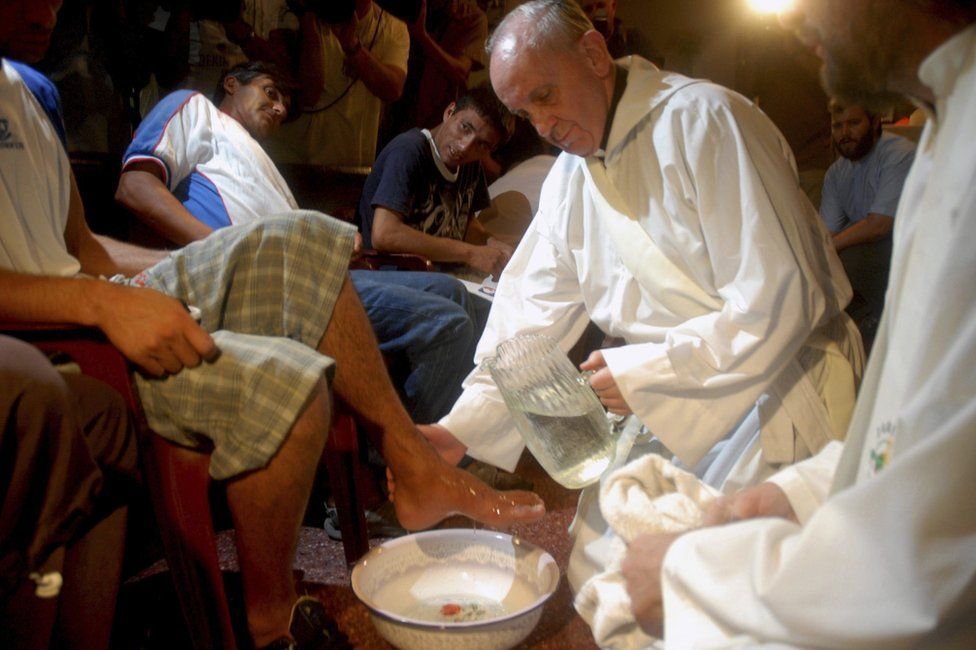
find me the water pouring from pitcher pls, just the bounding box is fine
[481,334,617,489]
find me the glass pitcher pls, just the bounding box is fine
[481,334,616,489]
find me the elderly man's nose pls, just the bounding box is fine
[529,111,554,138]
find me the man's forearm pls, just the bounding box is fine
[372,219,475,264]
[344,46,405,103]
[412,29,472,86]
[832,213,893,251]
[77,233,168,278]
[116,170,213,247]
[0,270,117,326]
[298,13,326,108]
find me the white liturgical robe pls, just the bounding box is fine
[441,57,859,481]
[659,24,976,647]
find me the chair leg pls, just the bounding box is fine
[142,435,237,650]
[324,411,370,565]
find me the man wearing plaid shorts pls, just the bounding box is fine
[0,3,544,648]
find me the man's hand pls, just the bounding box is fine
[350,231,363,262]
[95,285,217,376]
[467,243,510,278]
[329,12,361,52]
[580,350,633,415]
[702,482,798,527]
[417,423,468,465]
[621,532,681,638]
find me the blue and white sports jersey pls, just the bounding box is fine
[123,91,296,230]
[0,59,79,277]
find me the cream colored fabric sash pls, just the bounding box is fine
[582,157,860,463]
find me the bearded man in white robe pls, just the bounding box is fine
[618,0,976,646]
[422,0,865,593]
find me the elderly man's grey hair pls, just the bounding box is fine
[486,0,595,57]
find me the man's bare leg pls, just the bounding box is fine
[318,276,545,530]
[225,381,331,646]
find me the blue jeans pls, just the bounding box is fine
[350,270,489,423]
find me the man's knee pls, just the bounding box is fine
[62,374,140,489]
[288,378,333,453]
[0,337,74,424]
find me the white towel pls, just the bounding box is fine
[575,453,722,649]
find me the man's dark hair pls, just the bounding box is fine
[213,60,297,105]
[453,84,516,146]
[828,98,883,137]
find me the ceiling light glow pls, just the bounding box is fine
[747,0,794,14]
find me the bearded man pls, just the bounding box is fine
[621,0,976,646]
[821,99,916,346]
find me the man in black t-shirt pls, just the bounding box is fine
[358,85,514,278]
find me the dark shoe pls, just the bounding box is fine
[323,501,406,540]
[289,596,351,649]
[259,637,297,650]
[463,459,534,491]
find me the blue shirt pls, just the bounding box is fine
[820,132,917,232]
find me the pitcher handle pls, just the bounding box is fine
[578,370,629,444]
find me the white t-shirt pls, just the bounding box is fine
[123,90,296,229]
[0,59,78,277]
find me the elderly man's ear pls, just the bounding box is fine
[580,28,614,76]
[223,76,241,96]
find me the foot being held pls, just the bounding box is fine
[388,435,545,531]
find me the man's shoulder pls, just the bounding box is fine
[874,132,917,164]
[4,59,58,104]
[376,129,429,167]
[3,59,66,146]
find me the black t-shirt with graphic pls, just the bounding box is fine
[358,128,490,249]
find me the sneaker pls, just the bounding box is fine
[323,501,406,541]
[288,596,351,649]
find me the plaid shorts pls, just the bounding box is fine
[129,212,355,480]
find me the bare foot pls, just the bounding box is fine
[390,455,545,531]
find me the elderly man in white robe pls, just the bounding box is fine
[422,0,864,593]
[619,0,976,646]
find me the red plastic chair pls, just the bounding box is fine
[0,321,369,650]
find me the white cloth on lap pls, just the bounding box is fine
[575,453,721,649]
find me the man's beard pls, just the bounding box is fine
[835,131,876,161]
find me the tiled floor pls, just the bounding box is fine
[115,453,599,649]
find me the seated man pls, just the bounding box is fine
[0,336,138,649]
[0,4,543,648]
[358,85,515,281]
[115,60,481,425]
[820,99,916,347]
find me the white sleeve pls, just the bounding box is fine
[766,439,843,523]
[123,92,214,190]
[439,192,591,470]
[660,414,976,647]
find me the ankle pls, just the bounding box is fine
[247,601,294,647]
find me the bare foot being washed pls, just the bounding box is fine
[387,430,545,531]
